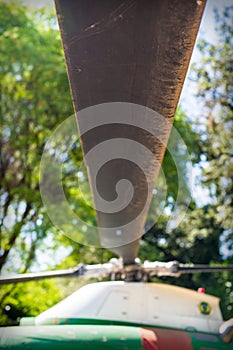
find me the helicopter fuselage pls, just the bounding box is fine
[0,282,231,349]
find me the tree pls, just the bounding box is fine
[140,5,233,320]
[0,2,73,272]
[190,6,233,319]
[0,280,62,326]
[1,0,232,326]
[0,2,120,325]
[0,2,76,325]
[192,5,233,250]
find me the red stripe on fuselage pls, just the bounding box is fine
[140,328,193,350]
[140,328,159,350]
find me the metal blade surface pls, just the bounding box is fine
[0,266,84,285]
[54,0,206,263]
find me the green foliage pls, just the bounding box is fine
[0,1,74,273]
[194,6,233,236]
[141,6,233,320]
[0,280,62,325]
[0,1,115,325]
[0,1,75,324]
[190,7,233,318]
[163,107,201,201]
[0,1,232,326]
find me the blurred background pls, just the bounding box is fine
[0,0,232,325]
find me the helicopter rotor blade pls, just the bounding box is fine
[178,265,233,275]
[143,261,233,278]
[54,0,206,264]
[0,260,232,284]
[0,265,84,285]
[0,260,122,285]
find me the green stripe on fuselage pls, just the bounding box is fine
[0,325,142,350]
[1,323,231,349]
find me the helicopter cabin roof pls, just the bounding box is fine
[34,281,223,334]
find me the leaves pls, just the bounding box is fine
[141,6,233,320]
[0,2,75,324]
[0,1,232,325]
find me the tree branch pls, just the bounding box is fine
[0,203,32,271]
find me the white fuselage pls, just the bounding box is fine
[34,282,223,334]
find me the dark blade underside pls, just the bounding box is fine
[54,0,206,264]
